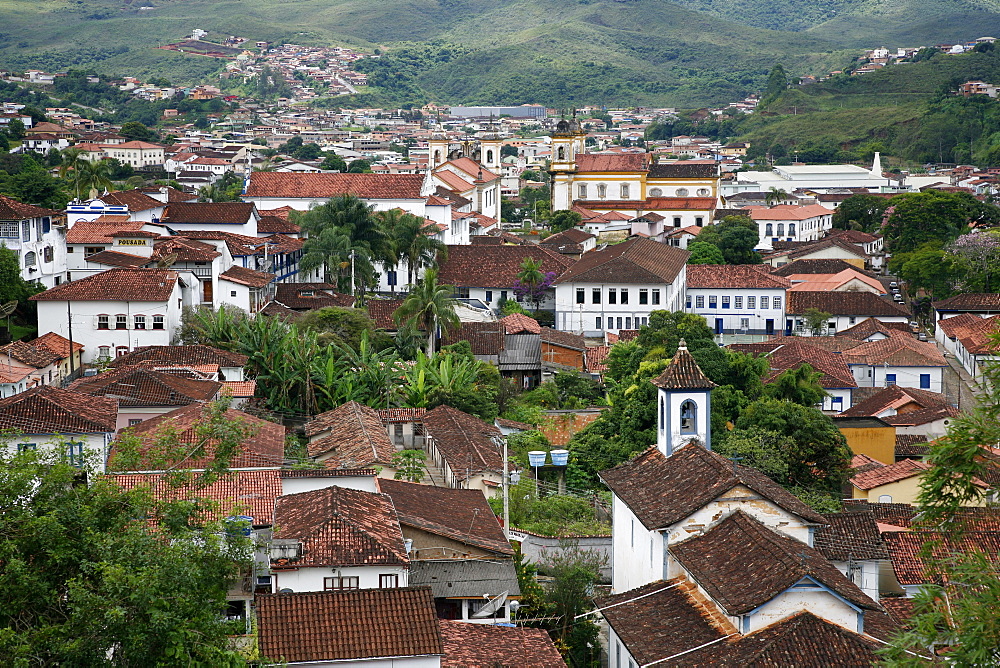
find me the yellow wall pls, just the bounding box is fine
[855,474,986,506]
[839,426,895,466]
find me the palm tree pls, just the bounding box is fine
[75,159,113,200]
[765,187,789,208]
[379,209,447,287]
[515,256,547,311]
[394,268,461,356]
[299,196,394,296]
[58,148,88,200]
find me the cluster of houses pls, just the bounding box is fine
[5,116,1000,663]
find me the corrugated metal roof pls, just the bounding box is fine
[409,559,521,598]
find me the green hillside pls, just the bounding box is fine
[2,0,1000,105]
[733,49,1000,166]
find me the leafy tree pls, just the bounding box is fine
[832,193,891,232]
[0,446,252,665]
[549,209,582,233]
[6,118,25,139]
[890,244,958,300]
[764,187,789,207]
[713,427,792,484]
[538,544,606,668]
[297,306,385,350]
[883,191,1000,254]
[880,340,1000,664]
[553,371,604,407]
[762,64,789,103]
[802,307,832,335]
[347,159,371,173]
[391,449,427,482]
[694,215,760,264]
[320,153,347,171]
[119,121,154,142]
[0,244,43,306]
[733,398,851,493]
[394,267,461,355]
[687,241,725,264]
[763,363,827,406]
[0,134,8,153]
[379,208,446,287]
[5,167,67,209]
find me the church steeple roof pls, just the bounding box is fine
[651,340,717,390]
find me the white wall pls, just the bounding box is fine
[271,565,409,593]
[608,626,639,668]
[685,288,785,335]
[830,559,881,602]
[848,364,944,394]
[657,387,711,456]
[611,495,665,593]
[6,431,111,472]
[556,271,686,335]
[744,585,861,634]
[277,655,439,668]
[280,475,378,496]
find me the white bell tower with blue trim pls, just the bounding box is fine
[651,339,716,456]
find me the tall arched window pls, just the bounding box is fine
[680,400,697,434]
[23,251,36,267]
[788,223,796,236]
[486,150,494,164]
[660,396,665,429]
[433,150,441,165]
[620,183,630,199]
[557,146,566,160]
[776,223,784,236]
[597,183,607,199]
[765,223,773,236]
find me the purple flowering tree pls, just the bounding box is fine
[946,231,1000,292]
[513,256,556,311]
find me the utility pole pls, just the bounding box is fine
[502,436,510,541]
[349,249,356,297]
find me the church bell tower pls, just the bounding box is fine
[651,339,716,456]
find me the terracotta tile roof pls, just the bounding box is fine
[0,365,33,385]
[30,269,178,302]
[883,531,1000,585]
[443,157,500,182]
[435,169,475,192]
[70,366,221,407]
[828,228,880,244]
[100,189,163,212]
[304,401,398,468]
[576,197,717,211]
[0,386,117,434]
[540,227,594,245]
[786,290,910,318]
[109,344,247,369]
[153,236,221,262]
[439,620,563,668]
[422,404,505,480]
[772,258,876,277]
[882,404,959,426]
[66,217,155,244]
[838,317,913,340]
[840,332,946,367]
[782,236,870,261]
[747,204,833,221]
[648,161,717,178]
[880,597,915,627]
[437,245,573,288]
[585,345,610,373]
[272,485,407,567]
[377,478,512,556]
[139,186,197,202]
[938,313,1000,354]
[0,194,61,219]
[933,293,1000,311]
[495,417,535,431]
[0,340,61,368]
[83,249,149,268]
[259,301,304,322]
[110,469,281,525]
[575,153,650,172]
[850,453,886,475]
[257,215,301,235]
[895,434,930,458]
[442,322,505,356]
[246,172,426,199]
[30,332,83,358]
[219,265,275,288]
[597,578,731,666]
[814,508,888,561]
[222,380,256,397]
[377,407,427,423]
[600,444,825,529]
[255,588,443,663]
[671,511,880,615]
[161,202,256,225]
[108,403,285,470]
[686,264,790,289]
[850,458,932,490]
[541,326,586,351]
[651,342,717,389]
[692,611,884,665]
[554,237,689,285]
[367,298,404,330]
[500,313,541,335]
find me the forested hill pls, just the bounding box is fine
[3,0,1000,106]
